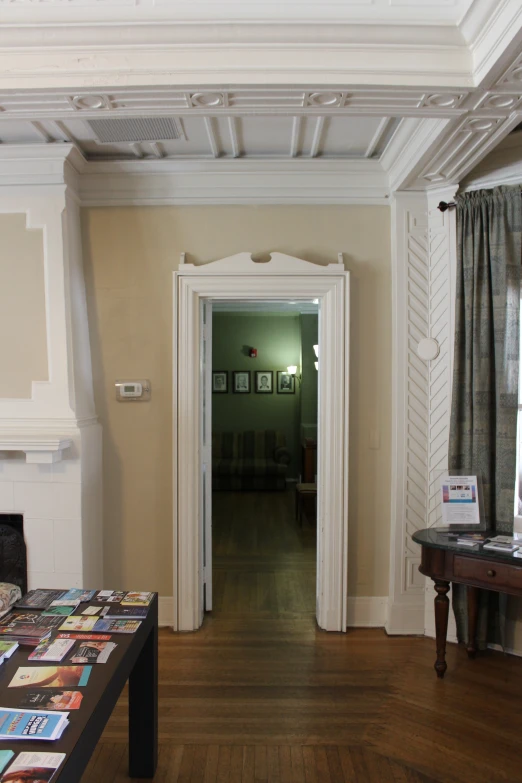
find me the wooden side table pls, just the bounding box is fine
[413,528,522,679]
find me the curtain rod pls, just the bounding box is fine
[438,201,457,212]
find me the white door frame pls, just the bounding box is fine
[172,251,350,632]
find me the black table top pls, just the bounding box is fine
[412,528,522,566]
[0,592,158,781]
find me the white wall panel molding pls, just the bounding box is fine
[387,193,429,635]
[387,185,459,636]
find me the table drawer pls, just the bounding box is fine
[454,555,522,590]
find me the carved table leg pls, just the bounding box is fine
[433,579,450,679]
[467,586,479,659]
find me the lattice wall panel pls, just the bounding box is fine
[404,208,429,585]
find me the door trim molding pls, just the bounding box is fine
[172,251,350,632]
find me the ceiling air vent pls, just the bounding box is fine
[87,117,184,144]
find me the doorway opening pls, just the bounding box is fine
[173,251,349,633]
[209,300,318,618]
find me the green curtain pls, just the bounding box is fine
[449,185,522,646]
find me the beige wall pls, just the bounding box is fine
[81,205,392,598]
[0,214,48,398]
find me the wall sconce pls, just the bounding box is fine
[314,361,318,371]
[313,344,319,358]
[287,365,302,385]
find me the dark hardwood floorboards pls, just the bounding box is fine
[82,492,522,782]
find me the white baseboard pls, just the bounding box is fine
[385,598,425,635]
[158,596,174,627]
[158,595,388,629]
[346,596,389,627]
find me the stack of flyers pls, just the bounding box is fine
[70,641,117,664]
[121,592,154,606]
[28,638,76,663]
[57,633,111,642]
[15,590,66,611]
[93,618,141,634]
[8,666,92,689]
[0,709,69,741]
[0,616,53,647]
[42,605,78,617]
[105,606,148,620]
[0,752,66,782]
[0,641,18,664]
[0,752,14,775]
[95,590,125,604]
[17,691,83,711]
[81,606,103,616]
[58,616,98,633]
[53,589,96,605]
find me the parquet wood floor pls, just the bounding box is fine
[81,492,522,782]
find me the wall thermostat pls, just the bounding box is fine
[115,380,151,402]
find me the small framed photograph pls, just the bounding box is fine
[212,371,228,394]
[255,371,273,394]
[233,371,251,394]
[277,371,295,394]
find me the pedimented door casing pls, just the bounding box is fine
[172,252,350,632]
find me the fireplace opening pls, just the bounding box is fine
[0,514,27,595]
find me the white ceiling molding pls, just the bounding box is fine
[0,1,517,91]
[0,1,476,26]
[77,157,391,206]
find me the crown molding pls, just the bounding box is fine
[0,45,474,91]
[78,157,390,206]
[381,117,451,192]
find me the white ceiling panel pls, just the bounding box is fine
[0,0,477,25]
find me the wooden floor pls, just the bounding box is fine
[82,492,522,782]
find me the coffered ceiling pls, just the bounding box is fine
[0,0,520,201]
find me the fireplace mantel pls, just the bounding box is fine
[0,429,73,464]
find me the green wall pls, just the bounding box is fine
[212,313,302,477]
[300,314,318,440]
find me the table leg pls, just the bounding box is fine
[129,608,158,778]
[433,579,450,679]
[467,586,479,659]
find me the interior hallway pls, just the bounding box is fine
[83,493,522,781]
[212,491,316,618]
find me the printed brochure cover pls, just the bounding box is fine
[95,591,125,604]
[42,605,77,617]
[0,752,66,782]
[15,590,66,610]
[57,633,111,642]
[17,690,83,711]
[9,666,92,689]
[70,641,116,664]
[93,618,141,634]
[0,752,14,775]
[58,616,98,633]
[121,592,154,606]
[58,589,96,604]
[0,709,69,740]
[28,638,76,663]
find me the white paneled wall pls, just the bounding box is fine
[387,189,457,636]
[0,147,102,592]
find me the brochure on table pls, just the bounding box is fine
[439,474,485,530]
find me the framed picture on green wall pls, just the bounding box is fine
[233,371,250,394]
[277,371,295,394]
[212,371,228,393]
[255,371,273,394]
